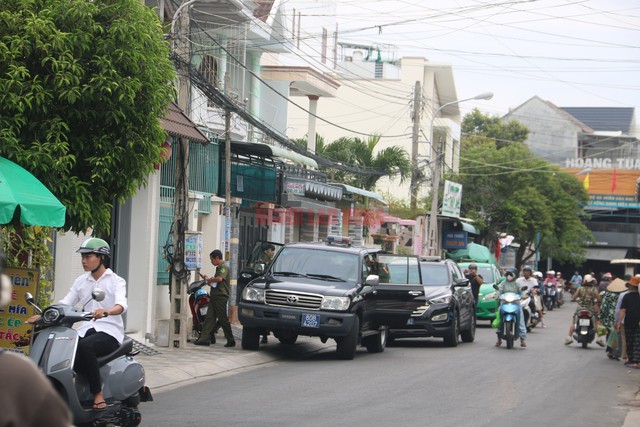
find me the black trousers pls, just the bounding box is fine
[75,328,119,395]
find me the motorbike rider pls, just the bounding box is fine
[28,238,127,412]
[543,270,558,308]
[564,274,605,346]
[495,267,528,348]
[517,265,539,327]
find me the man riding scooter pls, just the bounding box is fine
[495,267,528,348]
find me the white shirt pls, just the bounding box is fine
[60,268,128,344]
[516,276,538,292]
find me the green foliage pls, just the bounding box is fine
[0,0,176,235]
[450,110,592,267]
[0,226,55,308]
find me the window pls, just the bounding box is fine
[199,55,219,108]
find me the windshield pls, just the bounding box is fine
[271,248,359,283]
[477,267,496,283]
[420,264,449,286]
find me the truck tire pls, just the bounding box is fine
[242,326,260,350]
[336,316,359,360]
[363,326,388,353]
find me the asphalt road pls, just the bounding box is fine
[143,301,640,427]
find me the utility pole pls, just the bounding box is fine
[224,78,239,322]
[168,0,194,349]
[410,81,421,211]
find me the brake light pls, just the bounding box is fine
[578,310,591,317]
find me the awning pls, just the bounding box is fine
[159,102,209,143]
[332,183,386,205]
[231,141,317,168]
[585,248,628,261]
[461,222,479,234]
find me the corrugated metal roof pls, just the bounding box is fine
[159,102,209,143]
[561,107,635,133]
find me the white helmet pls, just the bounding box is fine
[546,270,555,276]
[533,271,543,278]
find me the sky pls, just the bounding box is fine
[327,0,640,117]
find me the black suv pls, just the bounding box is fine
[238,236,425,359]
[387,258,476,347]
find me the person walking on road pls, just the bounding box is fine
[195,250,236,347]
[465,263,484,307]
[615,277,640,368]
[600,278,627,360]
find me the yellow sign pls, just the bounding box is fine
[0,267,39,355]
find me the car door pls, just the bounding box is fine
[449,262,473,325]
[368,254,425,328]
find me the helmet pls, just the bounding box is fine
[77,238,110,257]
[603,272,612,279]
[533,271,543,278]
[195,288,208,298]
[522,265,533,272]
[546,270,555,276]
[505,267,518,278]
[468,263,477,269]
[583,274,595,285]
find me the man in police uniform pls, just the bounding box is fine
[195,250,236,347]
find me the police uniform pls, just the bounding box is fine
[198,261,235,346]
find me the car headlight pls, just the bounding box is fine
[428,295,452,305]
[483,292,498,301]
[42,307,61,324]
[242,287,265,303]
[321,296,350,311]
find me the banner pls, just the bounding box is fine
[0,267,39,355]
[442,180,463,217]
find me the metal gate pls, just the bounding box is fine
[238,208,268,271]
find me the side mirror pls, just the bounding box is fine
[520,286,528,292]
[365,274,379,286]
[454,278,470,287]
[493,284,499,290]
[254,263,265,275]
[92,288,106,302]
[25,292,35,305]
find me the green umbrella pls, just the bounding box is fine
[446,242,497,264]
[0,157,66,227]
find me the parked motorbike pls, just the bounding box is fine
[573,308,596,348]
[187,279,210,339]
[543,283,557,311]
[26,290,152,427]
[494,285,525,349]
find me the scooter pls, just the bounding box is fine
[187,279,210,339]
[494,285,524,349]
[543,283,557,311]
[556,284,565,308]
[573,308,596,348]
[26,290,152,427]
[521,291,539,332]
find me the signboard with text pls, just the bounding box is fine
[185,232,203,270]
[442,180,463,217]
[0,267,39,355]
[443,231,468,250]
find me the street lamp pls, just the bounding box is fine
[425,92,493,256]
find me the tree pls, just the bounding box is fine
[448,110,592,268]
[0,0,176,235]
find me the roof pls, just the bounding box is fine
[230,141,318,168]
[159,102,209,143]
[332,183,386,205]
[560,107,635,133]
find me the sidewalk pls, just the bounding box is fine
[136,325,276,392]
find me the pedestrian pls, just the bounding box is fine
[256,243,275,344]
[195,250,236,347]
[564,274,605,347]
[600,278,627,360]
[615,274,632,363]
[465,263,484,307]
[0,250,73,427]
[615,277,640,368]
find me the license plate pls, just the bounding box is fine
[301,314,320,328]
[579,319,590,326]
[200,307,208,316]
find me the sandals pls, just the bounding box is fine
[92,401,108,412]
[624,363,640,369]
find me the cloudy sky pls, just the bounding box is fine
[329,0,639,116]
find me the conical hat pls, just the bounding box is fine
[607,278,627,293]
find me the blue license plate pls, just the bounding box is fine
[301,314,320,328]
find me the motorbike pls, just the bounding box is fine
[187,279,210,339]
[26,290,152,427]
[521,291,539,332]
[573,308,596,348]
[543,283,557,311]
[555,283,565,308]
[493,285,525,349]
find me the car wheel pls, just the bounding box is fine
[336,316,359,360]
[277,332,298,345]
[460,313,476,343]
[443,314,459,347]
[363,326,388,353]
[241,326,261,350]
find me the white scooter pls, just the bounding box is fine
[26,289,152,427]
